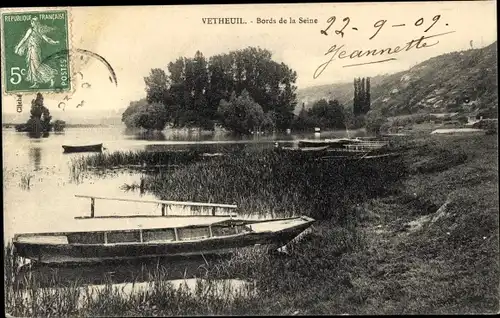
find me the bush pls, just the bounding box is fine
[53,120,66,132]
[122,99,169,131]
[365,111,388,135]
[218,90,268,135]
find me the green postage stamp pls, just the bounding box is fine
[1,10,71,93]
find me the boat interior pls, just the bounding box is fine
[14,217,313,246]
[15,223,253,245]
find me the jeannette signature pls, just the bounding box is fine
[313,31,455,79]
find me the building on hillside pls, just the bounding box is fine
[429,112,459,124]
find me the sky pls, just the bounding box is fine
[1,1,497,115]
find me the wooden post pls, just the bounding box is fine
[212,206,216,216]
[161,204,166,216]
[90,198,95,218]
[208,225,213,238]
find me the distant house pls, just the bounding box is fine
[428,112,459,124]
[442,120,462,127]
[429,112,459,119]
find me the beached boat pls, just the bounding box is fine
[13,216,315,264]
[276,145,329,153]
[12,195,315,264]
[297,138,360,149]
[62,143,103,153]
[319,152,401,161]
[298,138,388,150]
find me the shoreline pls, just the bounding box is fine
[4,133,499,315]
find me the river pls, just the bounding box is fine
[3,125,364,297]
[2,125,363,242]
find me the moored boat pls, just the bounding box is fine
[62,143,103,153]
[12,196,315,264]
[276,144,329,153]
[298,138,388,149]
[297,138,365,149]
[13,216,315,264]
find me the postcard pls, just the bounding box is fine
[2,2,498,316]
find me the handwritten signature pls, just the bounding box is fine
[313,31,455,79]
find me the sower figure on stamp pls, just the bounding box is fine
[14,17,60,88]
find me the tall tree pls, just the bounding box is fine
[207,54,233,122]
[192,51,212,129]
[353,78,360,116]
[353,77,371,116]
[365,77,371,114]
[28,93,51,133]
[144,68,170,104]
[360,77,366,112]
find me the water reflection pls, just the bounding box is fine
[3,126,368,243]
[15,255,256,308]
[17,254,233,289]
[125,129,167,141]
[29,146,42,171]
[122,127,303,142]
[27,131,50,139]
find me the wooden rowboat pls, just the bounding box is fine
[12,195,315,264]
[13,216,314,264]
[62,143,103,153]
[298,138,388,150]
[297,138,361,149]
[276,145,329,153]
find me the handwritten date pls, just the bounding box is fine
[320,14,444,39]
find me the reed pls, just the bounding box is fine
[19,172,34,190]
[141,148,405,221]
[4,245,260,316]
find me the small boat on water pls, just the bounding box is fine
[13,195,315,264]
[62,143,103,153]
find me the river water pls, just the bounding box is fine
[3,125,364,296]
[2,126,361,242]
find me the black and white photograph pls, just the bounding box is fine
[1,2,498,316]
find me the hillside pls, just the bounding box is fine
[297,42,498,117]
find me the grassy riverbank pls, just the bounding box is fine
[5,134,498,315]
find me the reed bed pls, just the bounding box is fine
[73,150,204,169]
[141,149,406,221]
[4,244,261,316]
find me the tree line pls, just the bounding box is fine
[292,99,346,131]
[122,47,377,134]
[123,47,297,134]
[292,77,373,131]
